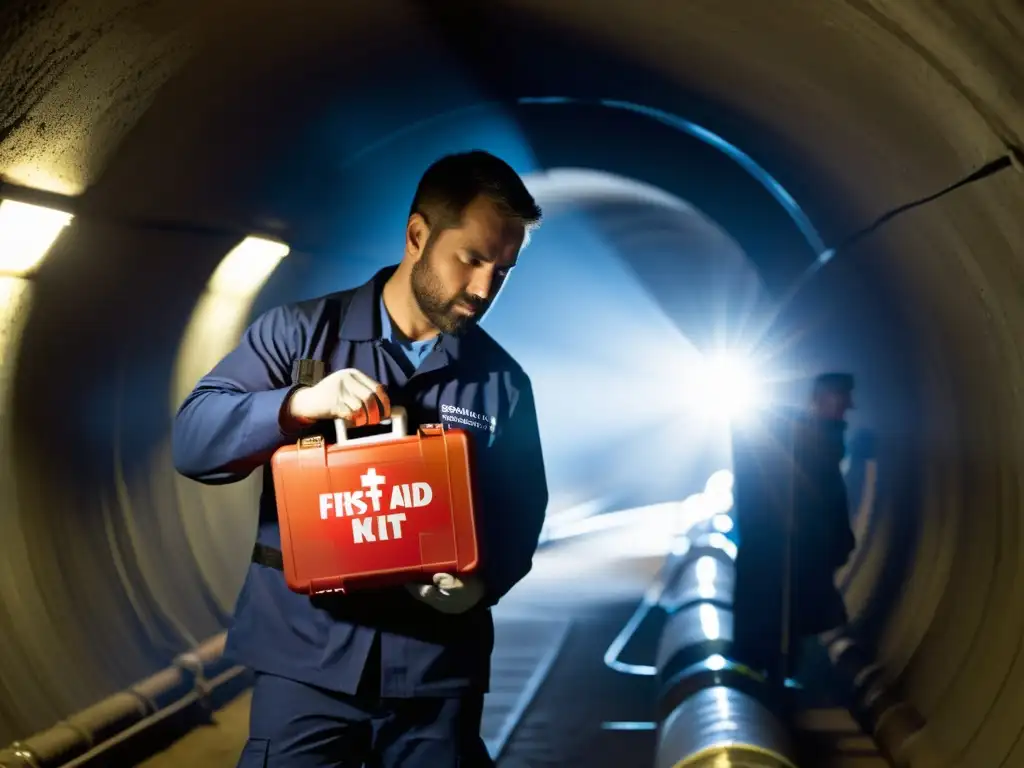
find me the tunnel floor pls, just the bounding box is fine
[136,532,885,767]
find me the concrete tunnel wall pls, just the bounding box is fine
[1,1,1024,764]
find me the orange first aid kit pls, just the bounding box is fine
[269,407,481,595]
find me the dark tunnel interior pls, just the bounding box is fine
[2,1,1024,765]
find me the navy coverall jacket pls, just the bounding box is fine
[172,266,549,697]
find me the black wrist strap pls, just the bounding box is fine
[252,542,284,571]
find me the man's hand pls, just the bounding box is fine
[285,368,390,429]
[405,573,485,615]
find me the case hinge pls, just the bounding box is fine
[298,435,325,449]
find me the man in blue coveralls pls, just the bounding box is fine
[172,150,548,767]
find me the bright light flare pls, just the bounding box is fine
[699,602,722,640]
[705,468,734,496]
[208,236,290,296]
[706,654,728,671]
[0,200,74,276]
[712,514,734,534]
[686,352,765,420]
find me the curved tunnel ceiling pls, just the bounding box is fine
[3,1,1024,765]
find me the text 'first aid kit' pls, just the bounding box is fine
[270,407,481,595]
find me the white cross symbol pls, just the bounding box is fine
[360,467,386,490]
[360,467,387,513]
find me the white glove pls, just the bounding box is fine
[405,573,485,615]
[286,368,390,428]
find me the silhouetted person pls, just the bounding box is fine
[731,373,857,684]
[790,373,857,642]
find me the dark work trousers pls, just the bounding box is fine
[237,642,494,768]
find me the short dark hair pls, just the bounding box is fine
[813,372,855,397]
[408,150,542,235]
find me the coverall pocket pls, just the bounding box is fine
[236,737,270,768]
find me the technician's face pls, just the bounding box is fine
[408,196,525,335]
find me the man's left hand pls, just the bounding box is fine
[405,573,485,614]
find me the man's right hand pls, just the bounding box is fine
[285,368,391,429]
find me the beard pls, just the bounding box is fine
[410,248,490,335]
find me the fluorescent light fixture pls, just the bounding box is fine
[208,236,290,296]
[0,200,74,276]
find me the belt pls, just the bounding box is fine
[251,542,284,571]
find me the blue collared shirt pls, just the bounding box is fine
[378,296,438,375]
[172,266,548,697]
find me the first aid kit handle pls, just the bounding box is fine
[335,406,408,446]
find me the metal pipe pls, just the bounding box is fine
[0,632,235,768]
[60,665,249,768]
[603,543,691,676]
[657,683,797,768]
[822,632,934,768]
[654,535,800,768]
